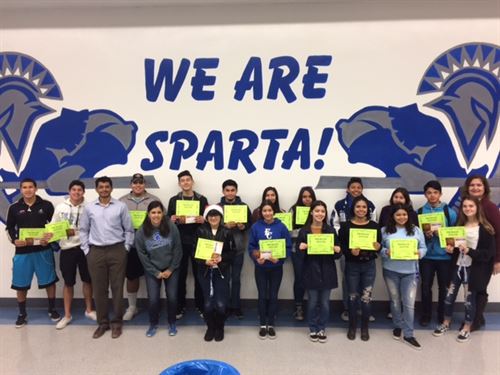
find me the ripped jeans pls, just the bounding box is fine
[345,260,376,322]
[444,266,476,325]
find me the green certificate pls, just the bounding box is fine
[418,212,446,232]
[295,206,310,225]
[274,212,292,231]
[19,228,46,240]
[224,205,248,223]
[130,210,147,229]
[390,239,419,260]
[195,238,223,260]
[259,239,287,259]
[176,200,200,217]
[349,228,378,250]
[438,226,466,248]
[45,221,70,242]
[307,233,334,255]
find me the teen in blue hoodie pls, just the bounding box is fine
[248,200,291,340]
[418,180,457,327]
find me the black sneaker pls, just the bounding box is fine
[392,328,402,340]
[317,330,327,343]
[175,308,185,320]
[456,330,470,343]
[48,310,61,322]
[15,314,28,328]
[267,326,277,339]
[309,332,319,342]
[258,326,267,340]
[403,336,422,350]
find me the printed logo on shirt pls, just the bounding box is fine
[264,227,273,239]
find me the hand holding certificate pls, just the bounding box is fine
[349,229,378,250]
[389,239,419,260]
[45,221,70,242]
[295,206,310,226]
[19,228,46,246]
[259,239,287,259]
[176,200,200,223]
[195,238,224,260]
[307,234,334,255]
[418,212,446,232]
[130,210,147,229]
[224,205,248,224]
[438,226,466,248]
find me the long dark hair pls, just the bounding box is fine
[261,186,281,212]
[142,200,170,238]
[259,200,276,220]
[384,204,415,236]
[389,187,413,209]
[457,195,495,235]
[292,186,317,208]
[303,200,328,229]
[350,196,371,220]
[461,174,491,199]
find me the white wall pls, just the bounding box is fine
[1,0,498,301]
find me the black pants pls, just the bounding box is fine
[419,258,451,322]
[177,243,204,311]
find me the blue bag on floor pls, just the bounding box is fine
[160,359,239,375]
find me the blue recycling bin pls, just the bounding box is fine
[160,359,240,375]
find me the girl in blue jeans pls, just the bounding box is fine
[135,201,183,337]
[249,200,291,340]
[297,200,341,343]
[432,196,495,342]
[339,196,381,341]
[381,204,427,350]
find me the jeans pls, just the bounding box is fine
[144,269,179,325]
[255,266,283,326]
[177,243,204,311]
[307,289,331,332]
[339,256,348,311]
[345,260,376,321]
[228,253,244,310]
[291,244,306,306]
[419,258,451,323]
[444,267,476,324]
[198,267,229,315]
[384,268,418,338]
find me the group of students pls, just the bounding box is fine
[5,172,499,350]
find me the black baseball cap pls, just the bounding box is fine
[131,173,145,183]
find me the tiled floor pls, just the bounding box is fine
[0,307,499,375]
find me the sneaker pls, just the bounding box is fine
[85,310,97,321]
[196,308,204,319]
[309,332,319,342]
[168,324,177,336]
[317,330,327,343]
[386,312,392,320]
[403,336,422,350]
[176,308,185,320]
[392,328,402,340]
[145,325,158,337]
[56,316,72,330]
[369,315,376,322]
[258,326,267,339]
[293,306,304,321]
[48,310,61,322]
[433,323,449,337]
[123,306,138,321]
[15,314,28,328]
[234,308,244,320]
[456,330,470,343]
[267,326,277,339]
[341,311,349,322]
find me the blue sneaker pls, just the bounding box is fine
[168,324,177,336]
[146,325,158,337]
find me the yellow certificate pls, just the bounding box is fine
[418,212,446,232]
[195,238,224,260]
[390,239,419,260]
[259,239,287,259]
[130,210,147,229]
[274,212,292,231]
[19,228,46,240]
[295,206,310,225]
[348,228,378,250]
[45,221,70,242]
[307,233,334,255]
[438,226,466,248]
[224,205,248,223]
[176,200,200,217]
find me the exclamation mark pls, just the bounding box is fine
[314,127,334,170]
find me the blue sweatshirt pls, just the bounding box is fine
[418,202,457,260]
[248,218,292,268]
[381,226,427,274]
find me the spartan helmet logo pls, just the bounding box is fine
[417,43,500,168]
[0,52,63,170]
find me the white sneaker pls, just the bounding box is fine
[85,310,97,321]
[123,306,138,321]
[56,316,72,330]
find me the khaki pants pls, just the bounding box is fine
[87,243,127,327]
